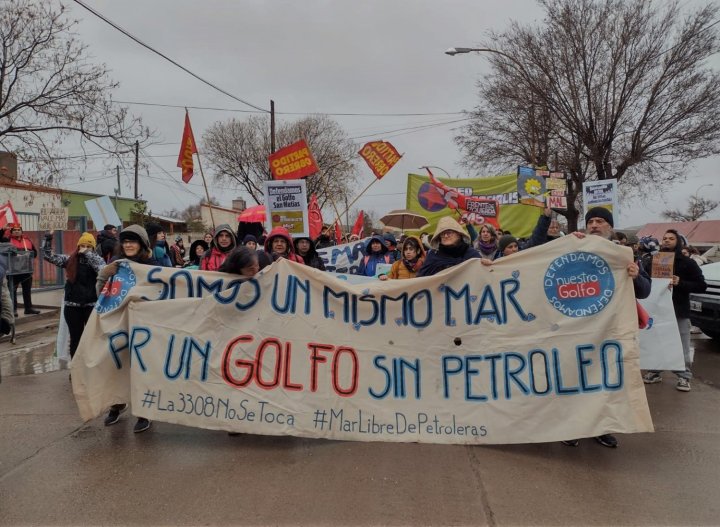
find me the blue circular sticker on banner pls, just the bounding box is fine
[95,262,136,314]
[543,251,615,317]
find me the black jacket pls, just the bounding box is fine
[643,248,706,318]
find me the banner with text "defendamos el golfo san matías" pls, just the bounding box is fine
[72,235,653,444]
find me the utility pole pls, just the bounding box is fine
[114,165,120,210]
[134,140,139,199]
[270,100,276,154]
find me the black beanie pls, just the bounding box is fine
[585,207,614,227]
[498,235,518,254]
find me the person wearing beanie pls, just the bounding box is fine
[5,223,40,315]
[264,227,304,264]
[201,224,237,271]
[642,229,707,392]
[497,235,519,258]
[294,236,325,270]
[417,216,481,276]
[561,206,651,450]
[184,239,209,270]
[96,224,157,433]
[42,231,105,361]
[96,224,118,263]
[242,234,258,251]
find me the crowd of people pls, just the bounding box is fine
[0,207,709,446]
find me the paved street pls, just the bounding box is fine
[1,330,719,526]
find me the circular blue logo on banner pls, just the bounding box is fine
[543,251,615,317]
[95,262,136,314]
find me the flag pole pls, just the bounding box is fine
[339,177,378,220]
[186,108,216,230]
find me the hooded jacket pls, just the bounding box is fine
[417,216,481,277]
[294,236,325,271]
[386,236,426,280]
[264,227,304,264]
[201,224,237,271]
[357,235,393,277]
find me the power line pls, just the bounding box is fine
[71,0,268,113]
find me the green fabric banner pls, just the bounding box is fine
[405,173,542,238]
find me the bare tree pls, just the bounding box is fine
[202,115,358,208]
[456,0,720,230]
[0,1,152,185]
[662,196,719,222]
[163,197,220,231]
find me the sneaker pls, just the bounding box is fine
[561,439,579,447]
[24,308,40,315]
[642,372,662,384]
[133,418,151,433]
[595,434,618,448]
[104,403,127,426]
[676,378,691,392]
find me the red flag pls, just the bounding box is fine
[351,210,364,237]
[334,221,342,245]
[358,141,402,179]
[0,201,19,230]
[308,194,323,240]
[177,112,198,183]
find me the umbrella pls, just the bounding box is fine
[237,205,266,223]
[379,209,429,232]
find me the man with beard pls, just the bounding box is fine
[642,229,706,392]
[314,225,335,250]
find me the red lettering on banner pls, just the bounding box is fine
[557,281,600,299]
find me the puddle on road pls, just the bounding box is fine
[0,345,68,377]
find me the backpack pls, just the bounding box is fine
[363,254,391,265]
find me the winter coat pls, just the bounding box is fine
[527,214,561,248]
[644,247,706,318]
[314,234,335,250]
[264,227,304,264]
[417,216,481,277]
[201,224,237,271]
[43,243,105,307]
[357,235,394,277]
[294,237,326,271]
[0,256,13,335]
[386,236,426,280]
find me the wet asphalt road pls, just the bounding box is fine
[0,336,719,526]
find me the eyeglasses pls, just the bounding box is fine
[440,231,459,237]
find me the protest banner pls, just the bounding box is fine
[38,207,68,231]
[651,253,675,279]
[638,279,685,370]
[407,173,542,238]
[583,179,618,227]
[269,140,319,180]
[84,196,121,230]
[72,235,653,445]
[263,180,309,237]
[358,141,402,179]
[315,238,368,273]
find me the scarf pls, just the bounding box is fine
[402,257,420,273]
[477,240,497,256]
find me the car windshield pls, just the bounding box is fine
[700,261,720,281]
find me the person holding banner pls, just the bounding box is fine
[97,224,159,433]
[5,223,40,315]
[200,224,237,271]
[379,236,425,280]
[417,217,481,277]
[264,227,304,264]
[217,246,261,277]
[42,232,105,360]
[642,229,707,392]
[293,236,326,271]
[562,207,651,449]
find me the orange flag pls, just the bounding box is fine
[177,112,198,183]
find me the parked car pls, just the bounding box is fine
[689,261,720,341]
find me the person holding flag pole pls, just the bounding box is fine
[177,109,215,230]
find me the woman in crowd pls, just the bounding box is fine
[474,224,499,260]
[201,224,237,271]
[242,234,258,252]
[184,240,208,270]
[264,227,304,263]
[218,246,261,277]
[418,216,481,276]
[4,223,40,315]
[169,235,186,267]
[294,236,326,271]
[357,234,393,277]
[379,236,425,280]
[43,232,105,361]
[203,232,214,245]
[145,223,173,267]
[481,234,520,266]
[96,225,159,434]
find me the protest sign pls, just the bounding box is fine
[358,141,401,179]
[517,166,547,207]
[316,238,368,273]
[72,235,653,445]
[263,180,309,237]
[583,180,618,227]
[38,207,68,230]
[407,174,542,238]
[651,253,675,279]
[638,279,685,370]
[269,140,319,180]
[84,196,121,230]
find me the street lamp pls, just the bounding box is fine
[445,47,524,70]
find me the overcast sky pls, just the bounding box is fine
[58,0,720,228]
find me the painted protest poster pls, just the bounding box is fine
[38,207,68,231]
[583,179,618,227]
[517,166,547,207]
[638,279,685,370]
[71,235,653,445]
[651,253,675,279]
[263,179,309,237]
